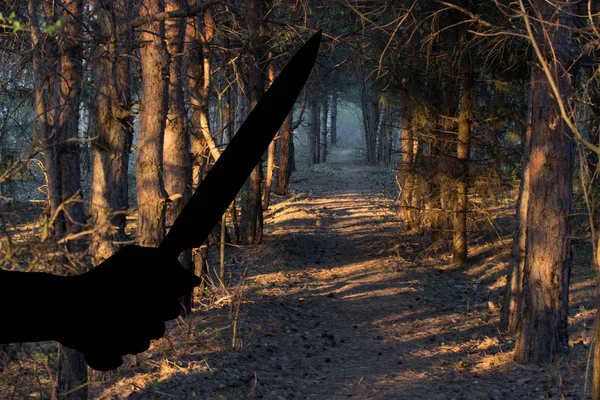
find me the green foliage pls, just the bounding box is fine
[41,18,65,35]
[0,12,22,32]
[0,12,65,34]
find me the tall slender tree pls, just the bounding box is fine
[452,56,473,266]
[136,0,169,247]
[239,0,268,245]
[330,92,338,146]
[320,95,328,163]
[509,0,575,363]
[164,0,193,313]
[89,0,134,263]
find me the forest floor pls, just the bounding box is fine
[81,147,598,399]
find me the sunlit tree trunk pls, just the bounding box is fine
[501,79,533,333]
[136,0,169,247]
[185,11,212,187]
[512,0,574,364]
[452,57,472,266]
[224,34,240,244]
[263,51,277,209]
[399,106,416,229]
[430,75,457,245]
[276,111,294,195]
[164,0,193,313]
[198,10,219,163]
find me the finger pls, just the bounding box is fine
[163,264,201,297]
[85,352,123,372]
[123,337,151,355]
[148,322,166,340]
[160,299,183,321]
[110,328,152,356]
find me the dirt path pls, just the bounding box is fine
[101,147,594,400]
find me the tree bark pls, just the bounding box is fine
[452,58,472,266]
[501,73,534,333]
[239,0,267,245]
[89,0,134,264]
[30,0,88,395]
[136,0,169,247]
[164,0,193,313]
[512,0,574,363]
[198,9,218,164]
[430,74,458,244]
[276,111,294,195]
[263,51,277,209]
[308,98,319,166]
[330,92,338,146]
[379,100,393,167]
[56,0,88,395]
[320,96,328,163]
[186,10,213,187]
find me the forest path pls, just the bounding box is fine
[114,147,589,400]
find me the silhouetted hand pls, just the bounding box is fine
[55,245,200,371]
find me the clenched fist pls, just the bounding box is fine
[0,245,200,371]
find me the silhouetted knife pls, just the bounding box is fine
[159,30,321,257]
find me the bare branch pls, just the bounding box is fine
[131,0,224,29]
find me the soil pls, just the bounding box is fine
[85,147,596,400]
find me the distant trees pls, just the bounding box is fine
[339,0,581,369]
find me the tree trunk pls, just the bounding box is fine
[136,0,169,247]
[320,96,328,163]
[452,58,472,266]
[186,11,213,187]
[361,82,378,164]
[379,101,393,168]
[512,1,574,363]
[399,106,417,229]
[240,0,267,245]
[164,0,193,313]
[56,0,85,240]
[308,98,319,166]
[377,104,386,165]
[56,0,88,395]
[30,0,88,395]
[89,0,134,264]
[263,52,277,209]
[198,11,219,164]
[225,66,240,244]
[360,82,371,163]
[30,0,62,239]
[330,92,338,146]
[501,74,534,333]
[594,303,600,400]
[276,111,294,195]
[430,74,458,244]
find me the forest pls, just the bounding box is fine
[0,0,599,398]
